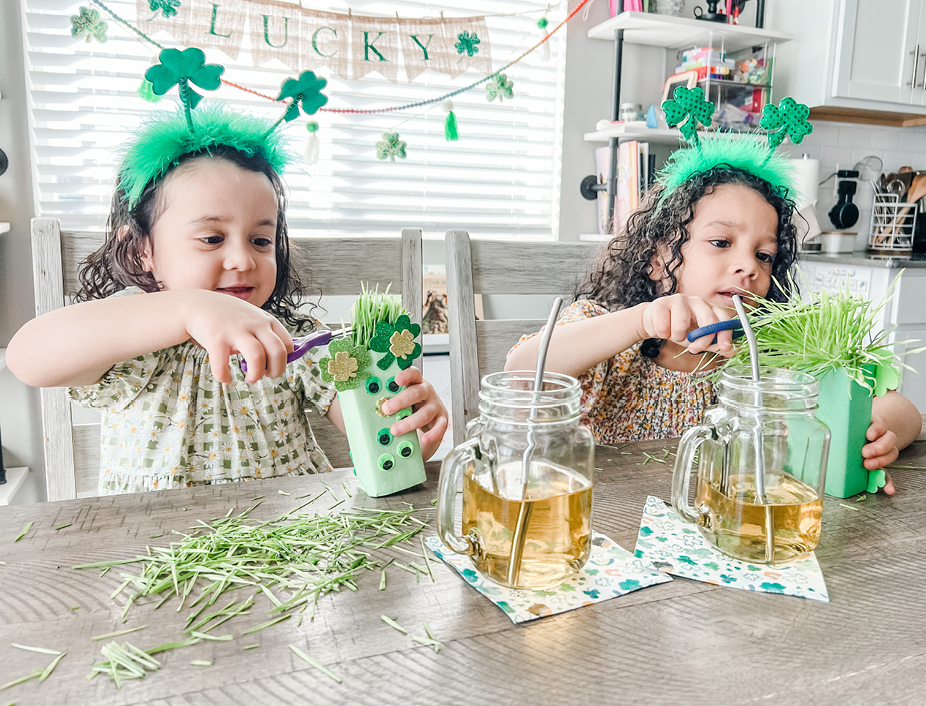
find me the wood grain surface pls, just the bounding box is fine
[2,439,925,706]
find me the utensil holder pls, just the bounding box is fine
[868,192,917,258]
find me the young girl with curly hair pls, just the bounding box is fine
[508,140,919,492]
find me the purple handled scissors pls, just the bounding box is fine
[239,327,351,374]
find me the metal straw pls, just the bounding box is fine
[731,294,775,563]
[507,297,563,588]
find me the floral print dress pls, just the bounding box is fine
[68,288,337,495]
[512,300,716,445]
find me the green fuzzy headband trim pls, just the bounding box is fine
[656,133,797,205]
[118,105,291,209]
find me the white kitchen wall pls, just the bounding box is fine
[780,121,926,252]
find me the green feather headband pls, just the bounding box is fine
[118,105,291,210]
[657,88,813,204]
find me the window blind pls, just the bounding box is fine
[21,0,566,239]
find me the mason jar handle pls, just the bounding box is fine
[672,425,716,524]
[436,437,480,556]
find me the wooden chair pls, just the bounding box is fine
[30,218,422,500]
[445,229,600,445]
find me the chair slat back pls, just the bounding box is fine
[31,218,422,500]
[445,229,600,445]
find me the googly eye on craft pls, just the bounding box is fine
[387,376,401,393]
[376,428,393,446]
[397,440,415,459]
[378,453,396,471]
[365,376,382,394]
[395,408,412,421]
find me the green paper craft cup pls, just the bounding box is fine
[814,366,875,498]
[338,350,426,498]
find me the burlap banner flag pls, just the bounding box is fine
[136,0,492,84]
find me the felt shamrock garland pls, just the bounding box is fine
[70,6,108,43]
[147,0,181,18]
[376,133,407,162]
[319,339,372,392]
[370,315,422,370]
[486,73,514,102]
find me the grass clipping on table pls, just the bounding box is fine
[350,283,407,348]
[74,499,429,687]
[725,276,922,393]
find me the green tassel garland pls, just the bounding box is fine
[136,78,161,103]
[444,111,459,141]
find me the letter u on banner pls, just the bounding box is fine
[300,9,349,78]
[351,14,399,83]
[248,0,300,70]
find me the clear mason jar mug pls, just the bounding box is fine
[437,371,596,590]
[672,367,831,565]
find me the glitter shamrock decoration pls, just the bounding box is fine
[148,0,182,18]
[455,31,481,57]
[70,6,108,43]
[145,47,225,132]
[486,73,514,102]
[760,97,813,151]
[376,133,407,162]
[369,315,421,370]
[273,70,329,130]
[662,86,715,147]
[319,338,372,392]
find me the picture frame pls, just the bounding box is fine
[661,70,699,103]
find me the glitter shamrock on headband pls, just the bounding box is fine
[656,87,814,204]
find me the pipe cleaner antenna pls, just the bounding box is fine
[144,47,225,133]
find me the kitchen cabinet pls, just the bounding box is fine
[798,256,926,412]
[770,0,926,123]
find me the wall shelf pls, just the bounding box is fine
[0,468,30,506]
[584,126,683,144]
[0,223,10,235]
[587,11,792,51]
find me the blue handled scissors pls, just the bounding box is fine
[686,319,745,344]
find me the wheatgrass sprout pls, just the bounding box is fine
[725,275,922,392]
[74,502,431,651]
[350,283,407,347]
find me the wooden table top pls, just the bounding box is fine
[2,439,925,706]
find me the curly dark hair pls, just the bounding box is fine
[576,166,799,358]
[75,144,315,329]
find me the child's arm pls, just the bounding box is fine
[863,391,923,494]
[325,366,448,461]
[505,294,735,377]
[7,289,293,388]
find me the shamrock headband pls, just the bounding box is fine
[119,46,329,210]
[656,87,813,204]
[118,105,291,210]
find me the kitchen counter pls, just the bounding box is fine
[797,251,926,269]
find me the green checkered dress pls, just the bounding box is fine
[69,288,337,495]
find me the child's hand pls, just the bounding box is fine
[640,294,736,355]
[862,422,898,495]
[381,366,449,459]
[184,291,294,385]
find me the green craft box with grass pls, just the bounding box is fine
[320,289,426,498]
[814,366,875,498]
[725,277,917,499]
